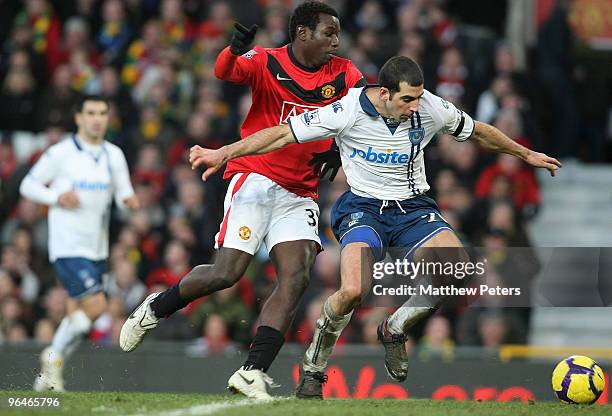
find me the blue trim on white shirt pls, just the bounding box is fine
[359,88,379,117]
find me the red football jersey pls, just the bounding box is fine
[215,45,364,199]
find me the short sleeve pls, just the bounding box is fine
[436,96,475,141]
[288,96,352,143]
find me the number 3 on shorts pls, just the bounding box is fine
[305,208,319,231]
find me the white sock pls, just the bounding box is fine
[50,310,92,358]
[303,298,353,373]
[387,288,442,335]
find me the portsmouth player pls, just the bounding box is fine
[190,56,561,399]
[20,95,139,391]
[120,1,364,399]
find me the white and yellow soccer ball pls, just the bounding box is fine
[552,355,606,404]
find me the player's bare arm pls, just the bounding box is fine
[190,124,295,181]
[471,120,562,176]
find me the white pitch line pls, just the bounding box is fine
[127,397,278,416]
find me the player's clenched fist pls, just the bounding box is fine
[230,22,258,55]
[190,145,228,181]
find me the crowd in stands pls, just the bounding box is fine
[0,0,604,357]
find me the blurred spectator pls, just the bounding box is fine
[145,239,191,288]
[190,283,254,346]
[7,322,28,342]
[0,296,25,335]
[0,140,17,182]
[34,317,55,343]
[107,258,147,312]
[165,112,221,169]
[41,286,67,325]
[1,243,40,304]
[132,55,195,123]
[262,6,289,47]
[198,1,234,41]
[436,46,467,104]
[121,19,163,87]
[359,307,389,345]
[97,0,133,67]
[12,0,62,76]
[37,63,81,130]
[168,179,217,261]
[537,2,580,159]
[475,76,513,124]
[0,268,17,302]
[418,315,455,362]
[130,180,165,229]
[1,197,48,254]
[478,312,508,348]
[128,104,179,155]
[355,0,388,32]
[0,68,38,131]
[186,313,239,357]
[127,209,161,275]
[475,152,540,217]
[159,0,197,50]
[132,144,166,196]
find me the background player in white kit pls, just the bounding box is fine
[20,95,139,391]
[190,56,561,399]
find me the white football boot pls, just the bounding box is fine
[227,366,279,400]
[119,292,160,352]
[33,347,65,392]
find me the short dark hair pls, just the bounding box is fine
[379,56,424,96]
[75,95,110,113]
[289,1,339,42]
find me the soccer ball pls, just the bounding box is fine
[551,355,605,404]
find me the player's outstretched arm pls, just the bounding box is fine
[471,121,562,176]
[190,124,295,181]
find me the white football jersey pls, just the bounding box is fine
[20,136,135,261]
[288,87,474,200]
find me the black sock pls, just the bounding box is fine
[243,325,285,372]
[150,284,190,318]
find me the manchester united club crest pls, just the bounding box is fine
[238,226,251,240]
[321,84,336,99]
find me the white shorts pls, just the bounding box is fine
[215,173,321,255]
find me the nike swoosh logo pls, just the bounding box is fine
[276,73,292,81]
[238,373,255,385]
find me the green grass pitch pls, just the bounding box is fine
[1,391,611,416]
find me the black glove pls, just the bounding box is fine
[230,22,258,55]
[308,142,342,182]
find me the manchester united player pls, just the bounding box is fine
[120,1,364,399]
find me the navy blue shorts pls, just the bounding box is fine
[331,191,453,261]
[53,258,107,298]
